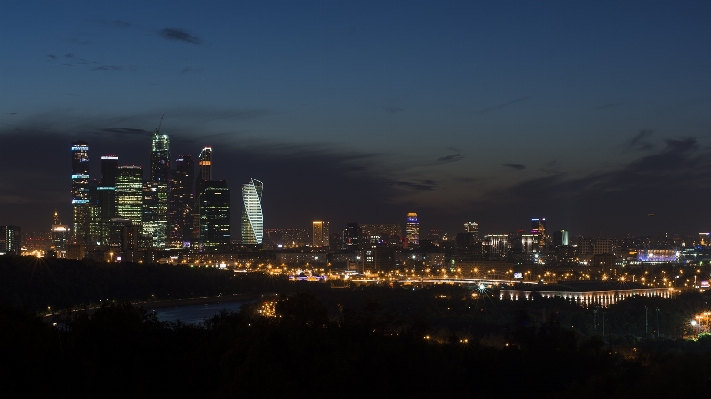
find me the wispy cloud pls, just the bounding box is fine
[393,180,437,191]
[503,163,526,170]
[92,65,121,71]
[479,97,529,114]
[97,127,151,137]
[436,153,463,164]
[624,129,655,152]
[46,54,57,60]
[158,28,202,44]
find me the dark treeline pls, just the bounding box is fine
[3,256,711,397]
[3,295,711,398]
[0,256,293,312]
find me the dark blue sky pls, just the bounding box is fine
[2,1,711,237]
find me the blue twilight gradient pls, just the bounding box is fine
[1,1,711,236]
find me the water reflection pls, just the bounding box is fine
[149,300,253,324]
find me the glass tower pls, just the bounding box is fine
[148,127,170,248]
[169,155,195,247]
[199,180,230,249]
[97,155,118,218]
[198,147,212,181]
[241,178,263,245]
[115,166,143,224]
[143,181,168,248]
[71,141,91,245]
[151,129,171,183]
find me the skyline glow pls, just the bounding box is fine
[2,1,711,236]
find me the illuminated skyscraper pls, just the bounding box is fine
[169,155,195,247]
[51,211,69,254]
[71,141,91,245]
[199,180,230,249]
[115,166,143,224]
[143,181,168,248]
[148,126,170,247]
[531,218,547,248]
[312,221,330,247]
[151,126,171,183]
[198,147,212,181]
[194,147,213,241]
[0,225,21,256]
[405,212,419,247]
[241,179,263,245]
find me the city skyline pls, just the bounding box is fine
[2,1,711,236]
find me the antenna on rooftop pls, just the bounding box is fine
[156,114,164,133]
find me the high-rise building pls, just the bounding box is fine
[151,127,171,183]
[343,222,360,250]
[148,127,170,247]
[483,234,510,258]
[241,179,264,245]
[169,155,195,247]
[199,180,230,249]
[405,212,420,247]
[194,147,213,243]
[71,141,91,245]
[312,221,330,247]
[0,225,21,255]
[143,181,168,248]
[553,230,569,247]
[115,166,143,224]
[97,155,118,219]
[198,147,212,181]
[531,218,547,248]
[51,211,69,255]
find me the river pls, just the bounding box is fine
[146,299,256,324]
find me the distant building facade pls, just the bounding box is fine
[0,225,21,255]
[312,221,330,248]
[405,213,419,247]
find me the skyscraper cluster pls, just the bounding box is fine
[68,121,264,258]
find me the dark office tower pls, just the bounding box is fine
[241,179,264,245]
[531,218,547,248]
[115,166,143,224]
[169,155,195,247]
[101,155,119,186]
[71,141,91,245]
[0,225,21,255]
[96,155,119,219]
[194,147,213,244]
[199,180,230,249]
[343,222,360,250]
[151,127,171,183]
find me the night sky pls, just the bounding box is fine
[2,1,711,238]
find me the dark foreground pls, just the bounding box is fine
[3,294,711,399]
